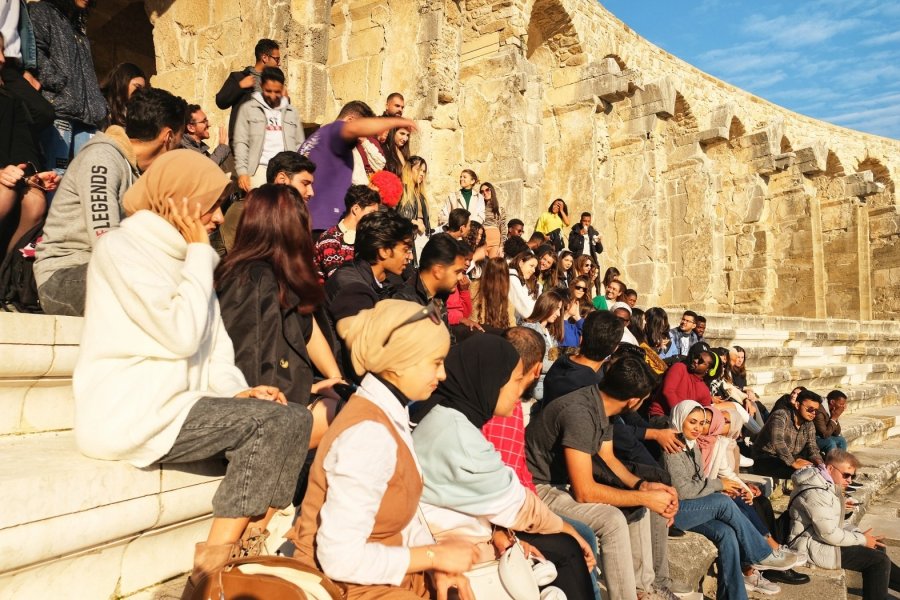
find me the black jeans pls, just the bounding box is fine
[519,531,595,600]
[841,545,900,600]
[751,454,796,480]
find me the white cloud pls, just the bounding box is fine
[862,31,900,46]
[742,13,861,47]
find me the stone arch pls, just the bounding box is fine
[525,0,586,68]
[826,150,845,176]
[604,53,628,71]
[858,157,895,194]
[659,90,720,307]
[728,117,746,141]
[855,156,899,318]
[780,135,793,154]
[88,0,157,79]
[672,92,698,134]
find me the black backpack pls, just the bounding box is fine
[0,222,43,313]
[772,485,828,546]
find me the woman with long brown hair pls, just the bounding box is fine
[470,256,516,329]
[216,184,345,450]
[569,275,594,315]
[478,181,507,257]
[535,244,558,291]
[383,126,411,176]
[509,250,539,322]
[522,288,567,401]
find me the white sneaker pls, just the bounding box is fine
[739,455,754,468]
[752,547,805,571]
[744,569,781,595]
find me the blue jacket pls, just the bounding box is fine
[666,327,698,358]
[17,0,37,69]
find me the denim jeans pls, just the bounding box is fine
[537,484,642,600]
[674,493,773,600]
[37,263,88,316]
[160,397,312,518]
[561,516,602,600]
[817,435,847,454]
[41,118,96,174]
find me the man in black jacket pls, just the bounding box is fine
[325,210,415,381]
[215,38,281,140]
[568,211,603,260]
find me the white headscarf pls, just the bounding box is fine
[670,399,704,450]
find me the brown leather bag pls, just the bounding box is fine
[192,556,345,600]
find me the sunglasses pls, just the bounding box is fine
[800,405,818,414]
[384,302,442,344]
[840,471,855,481]
[265,54,281,64]
[574,286,587,291]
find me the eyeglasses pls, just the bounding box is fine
[191,118,209,125]
[266,54,281,64]
[384,302,442,344]
[480,188,490,194]
[574,286,587,291]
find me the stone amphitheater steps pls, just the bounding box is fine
[3,311,900,597]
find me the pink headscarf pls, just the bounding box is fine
[697,406,726,474]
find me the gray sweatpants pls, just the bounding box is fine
[160,397,312,518]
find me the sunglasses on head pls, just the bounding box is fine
[384,302,442,344]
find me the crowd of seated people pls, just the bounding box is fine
[2,15,898,600]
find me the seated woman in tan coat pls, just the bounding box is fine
[289,300,478,599]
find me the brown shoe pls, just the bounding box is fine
[180,541,238,600]
[238,526,270,558]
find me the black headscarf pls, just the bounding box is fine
[419,335,522,428]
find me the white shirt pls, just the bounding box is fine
[315,374,434,586]
[1,0,22,59]
[581,233,591,255]
[508,270,536,322]
[256,93,285,166]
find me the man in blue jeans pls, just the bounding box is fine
[815,390,848,454]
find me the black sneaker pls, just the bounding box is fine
[668,526,686,537]
[762,569,811,585]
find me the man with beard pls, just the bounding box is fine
[526,343,685,600]
[231,66,302,192]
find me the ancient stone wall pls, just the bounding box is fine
[142,0,900,320]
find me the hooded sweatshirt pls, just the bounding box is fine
[34,126,139,287]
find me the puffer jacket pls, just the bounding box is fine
[787,465,866,569]
[29,1,106,126]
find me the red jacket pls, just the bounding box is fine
[648,362,711,418]
[446,284,472,325]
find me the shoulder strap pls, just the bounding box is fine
[784,485,829,547]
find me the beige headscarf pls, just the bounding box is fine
[122,149,230,220]
[337,300,451,377]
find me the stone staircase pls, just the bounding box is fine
[2,311,900,598]
[665,313,900,599]
[0,313,292,599]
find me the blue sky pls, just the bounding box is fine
[600,0,900,140]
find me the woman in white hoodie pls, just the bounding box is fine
[508,249,539,323]
[73,150,312,598]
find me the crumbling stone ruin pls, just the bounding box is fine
[94,0,900,319]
